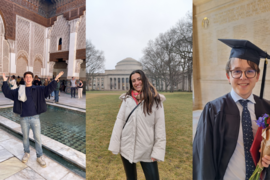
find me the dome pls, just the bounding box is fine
[115,57,142,70]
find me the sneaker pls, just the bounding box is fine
[22,152,30,163]
[37,156,46,167]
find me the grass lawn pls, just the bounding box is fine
[86,91,192,179]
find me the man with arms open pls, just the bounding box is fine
[1,71,64,167]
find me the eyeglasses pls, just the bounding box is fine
[229,69,257,79]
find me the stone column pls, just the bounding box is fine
[45,28,51,78]
[113,77,117,90]
[120,77,123,90]
[7,40,16,75]
[67,18,81,80]
[75,59,83,76]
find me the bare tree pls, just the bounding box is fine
[173,11,193,91]
[86,39,105,90]
[141,11,192,92]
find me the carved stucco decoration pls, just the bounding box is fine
[75,59,83,73]
[76,11,85,49]
[33,54,44,68]
[7,39,15,53]
[50,15,70,53]
[49,61,55,73]
[47,27,52,39]
[69,18,81,33]
[16,50,29,65]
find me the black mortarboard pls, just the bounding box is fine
[219,39,270,99]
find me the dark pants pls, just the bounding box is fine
[71,87,76,97]
[121,156,160,180]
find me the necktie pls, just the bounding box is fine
[239,100,255,180]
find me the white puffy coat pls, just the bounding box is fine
[108,93,166,163]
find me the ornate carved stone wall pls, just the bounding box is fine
[50,15,70,53]
[16,16,45,67]
[76,11,85,50]
[33,58,42,76]
[17,17,30,57]
[193,0,270,109]
[16,56,27,76]
[0,0,85,40]
[32,23,45,67]
[3,40,9,73]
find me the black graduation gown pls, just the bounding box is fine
[193,93,270,180]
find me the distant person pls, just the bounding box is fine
[19,78,25,85]
[2,71,64,167]
[33,76,41,86]
[54,79,60,103]
[109,70,166,179]
[16,76,21,86]
[70,77,77,98]
[77,80,83,99]
[61,80,66,92]
[50,76,55,98]
[9,75,18,90]
[43,78,50,99]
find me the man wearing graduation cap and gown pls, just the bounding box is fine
[193,39,270,180]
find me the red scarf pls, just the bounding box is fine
[131,90,140,105]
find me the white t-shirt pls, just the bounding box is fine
[223,89,258,180]
[71,79,76,87]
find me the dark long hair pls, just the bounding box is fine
[126,70,161,115]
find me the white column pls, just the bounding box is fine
[67,18,81,79]
[7,40,16,74]
[116,77,119,90]
[45,28,51,78]
[120,77,123,90]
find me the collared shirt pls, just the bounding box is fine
[224,89,258,180]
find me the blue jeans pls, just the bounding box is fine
[20,115,43,157]
[54,90,59,102]
[71,87,76,97]
[51,91,55,97]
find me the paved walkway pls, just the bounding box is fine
[0,128,84,180]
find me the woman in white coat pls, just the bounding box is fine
[109,70,166,180]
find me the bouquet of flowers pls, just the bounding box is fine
[249,114,270,180]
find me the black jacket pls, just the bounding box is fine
[193,93,270,180]
[2,80,57,115]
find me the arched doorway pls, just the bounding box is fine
[33,59,43,77]
[16,58,28,76]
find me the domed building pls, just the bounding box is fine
[88,57,191,91]
[88,57,142,90]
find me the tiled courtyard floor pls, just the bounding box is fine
[0,128,84,180]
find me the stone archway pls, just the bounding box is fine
[16,57,28,76]
[33,59,42,77]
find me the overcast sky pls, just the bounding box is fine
[86,0,192,69]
